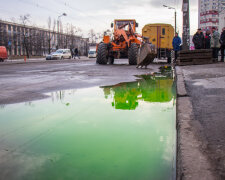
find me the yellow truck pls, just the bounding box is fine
[142,23,174,63]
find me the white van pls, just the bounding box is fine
[88,49,97,58]
[46,49,72,60]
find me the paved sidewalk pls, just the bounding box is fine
[177,63,225,179]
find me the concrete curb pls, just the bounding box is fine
[176,67,187,97]
[176,67,216,180]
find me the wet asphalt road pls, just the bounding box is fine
[0,58,162,105]
[181,63,225,179]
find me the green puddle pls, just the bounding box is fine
[0,67,176,180]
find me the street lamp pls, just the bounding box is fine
[163,5,177,34]
[57,13,67,49]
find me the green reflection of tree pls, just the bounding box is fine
[111,82,140,110]
[102,71,175,110]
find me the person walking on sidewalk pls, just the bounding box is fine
[204,30,211,49]
[220,27,225,62]
[193,28,205,49]
[211,27,220,62]
[70,48,74,59]
[74,48,80,59]
[172,33,181,61]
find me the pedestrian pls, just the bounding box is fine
[220,27,225,62]
[74,48,80,59]
[192,28,205,49]
[211,27,220,62]
[70,48,74,59]
[172,32,181,61]
[204,30,211,49]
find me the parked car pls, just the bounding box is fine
[46,49,72,60]
[88,49,97,58]
[0,46,8,62]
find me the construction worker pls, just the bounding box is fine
[220,27,225,62]
[211,27,220,62]
[192,28,204,49]
[172,33,181,61]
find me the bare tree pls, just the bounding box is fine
[64,23,70,49]
[69,24,75,50]
[95,32,104,43]
[58,20,64,48]
[47,17,56,54]
[33,27,42,56]
[74,26,82,36]
[10,17,17,23]
[68,24,82,49]
[19,14,31,58]
[88,29,96,43]
[29,25,46,56]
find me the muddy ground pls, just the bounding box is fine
[180,63,225,180]
[0,58,162,105]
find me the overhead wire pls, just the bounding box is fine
[53,0,109,26]
[16,0,106,35]
[7,0,191,36]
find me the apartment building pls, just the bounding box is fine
[198,0,225,32]
[0,20,88,56]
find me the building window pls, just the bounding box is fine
[162,28,165,35]
[8,25,11,35]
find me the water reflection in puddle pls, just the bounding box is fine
[0,67,176,180]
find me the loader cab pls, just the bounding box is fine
[112,19,137,32]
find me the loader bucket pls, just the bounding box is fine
[137,43,157,67]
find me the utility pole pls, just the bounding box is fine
[182,0,190,50]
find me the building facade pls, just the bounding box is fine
[0,20,89,57]
[198,0,225,32]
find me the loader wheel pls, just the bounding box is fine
[97,43,108,65]
[128,43,138,65]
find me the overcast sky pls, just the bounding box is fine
[0,0,198,37]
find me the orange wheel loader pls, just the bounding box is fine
[96,19,157,66]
